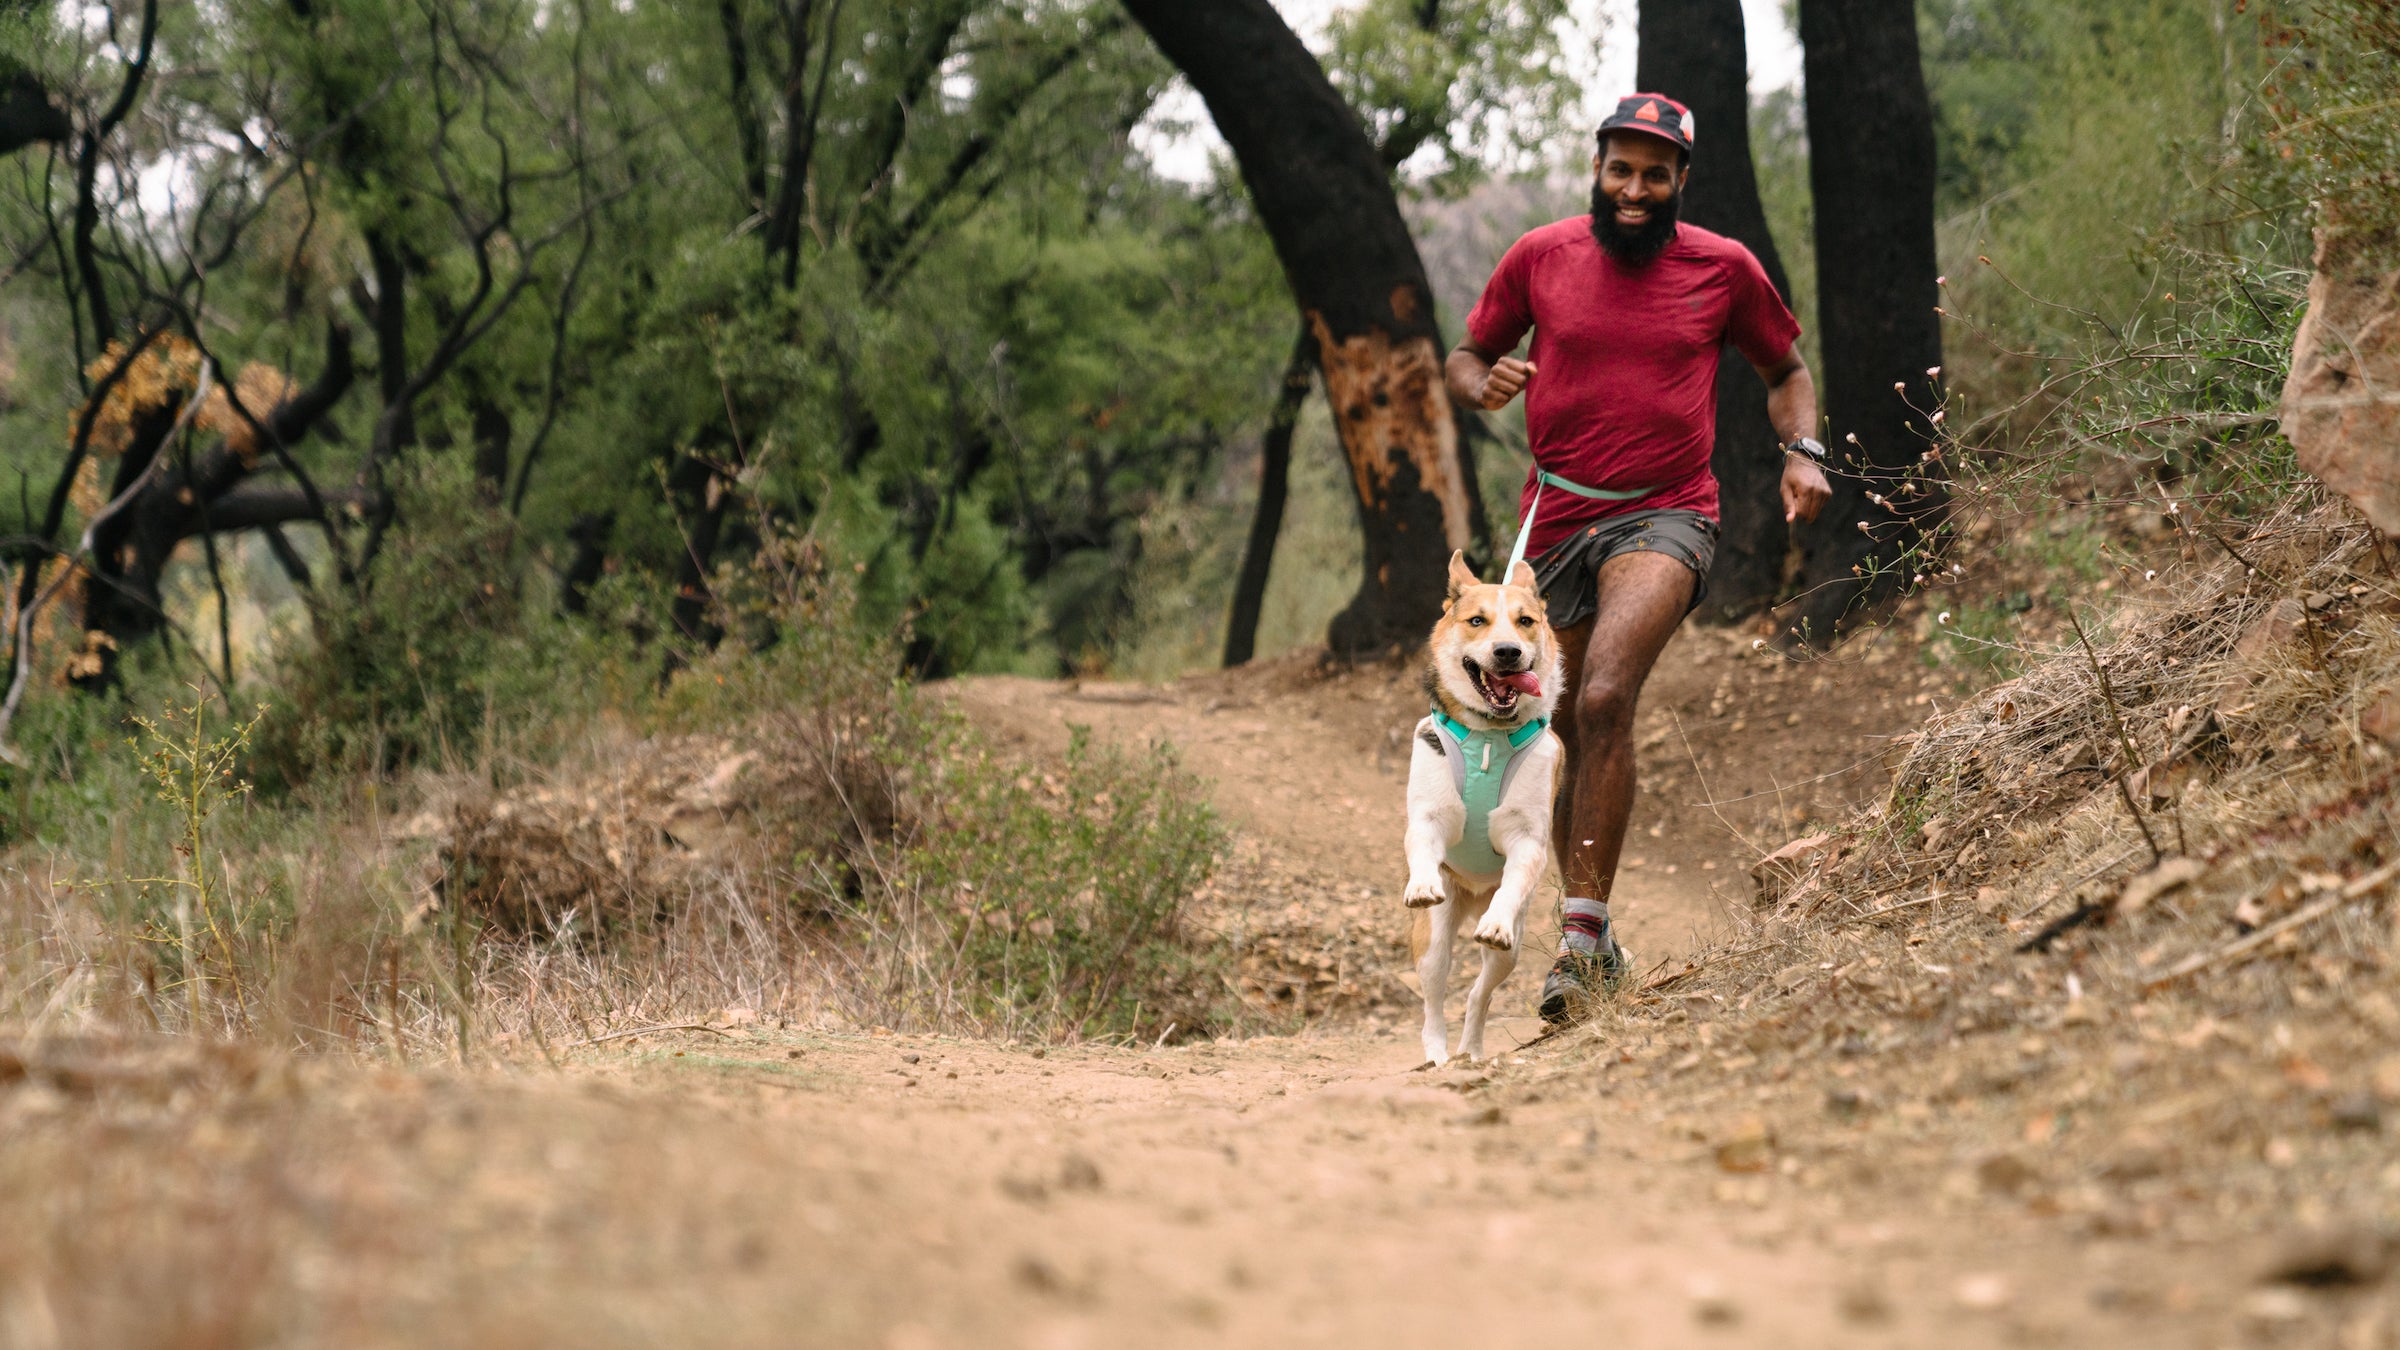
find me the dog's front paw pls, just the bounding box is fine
[1471,914,1516,950]
[1403,876,1444,908]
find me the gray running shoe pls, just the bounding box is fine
[1538,934,1629,1024]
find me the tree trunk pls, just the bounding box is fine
[1121,0,1478,660]
[1223,325,1314,667]
[72,333,358,691]
[1637,0,1798,620]
[1794,0,1945,644]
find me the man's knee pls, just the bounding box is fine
[1573,675,1638,737]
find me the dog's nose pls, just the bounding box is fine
[1491,643,1523,669]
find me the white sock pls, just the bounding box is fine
[1559,897,1609,956]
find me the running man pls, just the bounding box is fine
[1444,93,1832,1023]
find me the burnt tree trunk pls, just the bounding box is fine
[1122,0,1478,659]
[1638,0,1798,620]
[1223,324,1314,667]
[73,331,358,691]
[1794,0,1945,643]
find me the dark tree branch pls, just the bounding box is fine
[862,12,1126,290]
[717,0,769,209]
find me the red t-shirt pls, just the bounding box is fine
[1465,218,1801,556]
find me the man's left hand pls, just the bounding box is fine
[1781,456,1831,524]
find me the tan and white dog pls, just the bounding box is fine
[1402,551,1565,1066]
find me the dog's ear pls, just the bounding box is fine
[1505,559,1537,593]
[1445,550,1477,603]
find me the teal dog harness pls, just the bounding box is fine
[1428,712,1549,876]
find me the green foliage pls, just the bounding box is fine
[890,729,1230,1043]
[1321,0,1577,192]
[2262,0,2400,255]
[252,461,632,788]
[663,538,1235,1044]
[116,691,265,1024]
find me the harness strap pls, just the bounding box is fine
[1505,469,1661,576]
[1433,712,1547,751]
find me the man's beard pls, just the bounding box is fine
[1589,179,1681,265]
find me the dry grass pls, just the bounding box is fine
[1528,499,2400,1248]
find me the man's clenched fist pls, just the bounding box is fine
[1478,356,1536,410]
[1780,455,1832,524]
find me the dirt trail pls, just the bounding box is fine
[7,1018,2264,1348]
[4,633,2341,1347]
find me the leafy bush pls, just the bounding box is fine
[845,729,1229,1043]
[252,459,634,789]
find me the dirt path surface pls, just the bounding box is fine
[4,1019,2282,1348]
[7,635,2378,1348]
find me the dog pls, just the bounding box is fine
[1401,550,1565,1066]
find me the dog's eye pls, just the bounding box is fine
[1516,615,1534,628]
[1466,616,1486,627]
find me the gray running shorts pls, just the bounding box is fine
[1528,507,1718,630]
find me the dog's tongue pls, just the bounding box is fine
[1495,670,1542,696]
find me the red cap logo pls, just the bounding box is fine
[1636,100,1661,123]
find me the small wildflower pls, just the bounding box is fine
[1938,611,1953,625]
[1893,381,1905,393]
[1935,275,1948,286]
[1926,365,1942,378]
[2143,569,2157,582]
[1845,432,1861,444]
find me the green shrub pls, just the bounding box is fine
[871,728,1230,1043]
[252,459,635,789]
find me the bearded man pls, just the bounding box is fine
[1445,93,1832,1023]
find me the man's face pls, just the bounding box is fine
[1588,132,1687,264]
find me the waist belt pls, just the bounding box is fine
[1506,469,1659,573]
[1429,711,1549,876]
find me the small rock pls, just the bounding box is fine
[901,1053,920,1064]
[1836,1278,1894,1324]
[2264,1227,2389,1287]
[1458,1104,1507,1127]
[2242,1286,2310,1327]
[2329,1092,2382,1133]
[1012,1254,1066,1295]
[1057,1153,1104,1192]
[1954,1273,2012,1311]
[1686,1275,1742,1325]
[1715,1117,1775,1173]
[1976,1151,2040,1196]
[2364,690,2400,749]
[1825,1086,1868,1119]
[2373,1055,2400,1103]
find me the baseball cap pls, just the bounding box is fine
[1596,93,1695,153]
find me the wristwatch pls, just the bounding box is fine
[1782,436,1828,465]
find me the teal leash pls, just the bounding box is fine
[1505,469,1659,576]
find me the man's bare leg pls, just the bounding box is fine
[1539,550,1695,1018]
